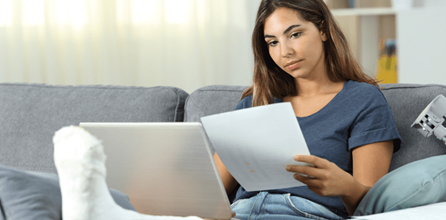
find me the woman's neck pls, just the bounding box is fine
[294,77,344,98]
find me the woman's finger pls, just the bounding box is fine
[286,165,324,179]
[294,155,329,168]
[292,173,321,186]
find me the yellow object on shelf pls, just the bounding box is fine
[376,38,397,84]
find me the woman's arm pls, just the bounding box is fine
[286,140,394,215]
[213,152,239,194]
[342,140,393,214]
[210,154,239,219]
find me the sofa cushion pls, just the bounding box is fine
[0,83,188,173]
[184,85,247,154]
[184,85,248,122]
[381,84,446,171]
[0,165,135,220]
[353,154,446,216]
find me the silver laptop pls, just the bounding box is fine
[79,122,233,219]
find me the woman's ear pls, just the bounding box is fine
[319,21,328,42]
[320,30,328,42]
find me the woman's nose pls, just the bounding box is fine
[281,42,294,58]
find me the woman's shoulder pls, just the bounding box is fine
[344,80,383,98]
[234,95,253,110]
[344,80,388,105]
[234,95,284,111]
[345,80,381,94]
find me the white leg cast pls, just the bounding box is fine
[53,126,203,220]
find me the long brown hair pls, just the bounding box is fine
[242,0,378,106]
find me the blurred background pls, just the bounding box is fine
[0,0,444,93]
[329,0,446,86]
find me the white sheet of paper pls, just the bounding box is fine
[201,102,311,192]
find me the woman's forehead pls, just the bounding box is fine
[264,8,309,34]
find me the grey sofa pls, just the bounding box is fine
[0,82,446,219]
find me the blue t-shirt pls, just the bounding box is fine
[232,80,402,216]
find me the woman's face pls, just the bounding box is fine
[264,7,327,80]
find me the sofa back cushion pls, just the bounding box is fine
[381,84,446,171]
[184,85,247,154]
[184,85,247,122]
[0,83,188,173]
[185,84,446,172]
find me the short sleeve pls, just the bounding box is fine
[348,91,401,152]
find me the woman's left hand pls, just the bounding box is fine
[286,155,358,197]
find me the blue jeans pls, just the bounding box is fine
[231,192,344,220]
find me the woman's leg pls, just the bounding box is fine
[231,192,344,220]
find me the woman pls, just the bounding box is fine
[213,0,401,219]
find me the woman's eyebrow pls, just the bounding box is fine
[283,24,301,35]
[264,24,302,39]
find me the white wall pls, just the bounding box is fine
[0,0,262,93]
[398,7,446,84]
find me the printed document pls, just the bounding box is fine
[201,102,311,192]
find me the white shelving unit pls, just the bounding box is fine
[332,7,446,84]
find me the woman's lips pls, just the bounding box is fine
[286,60,302,70]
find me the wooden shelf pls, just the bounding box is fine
[331,7,396,16]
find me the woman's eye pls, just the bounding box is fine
[291,32,301,38]
[268,41,278,47]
